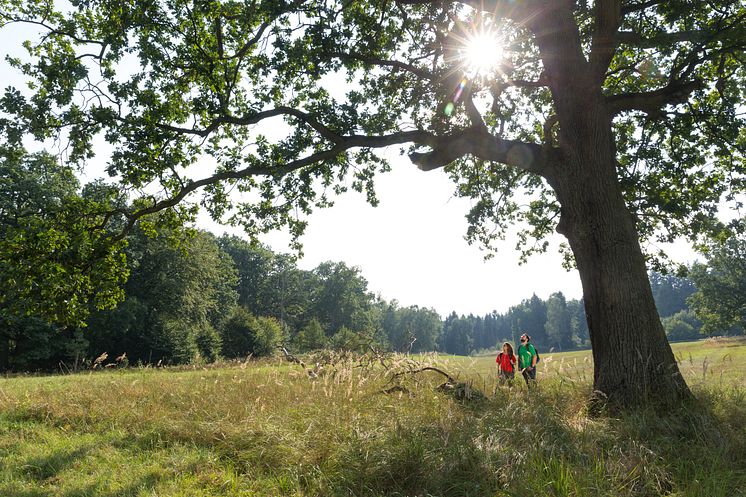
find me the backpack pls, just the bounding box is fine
[497,352,516,372]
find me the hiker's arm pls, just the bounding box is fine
[531,348,537,368]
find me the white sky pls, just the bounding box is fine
[0,15,705,318]
[197,146,699,317]
[201,152,586,317]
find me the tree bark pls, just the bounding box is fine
[546,93,691,409]
[521,0,693,410]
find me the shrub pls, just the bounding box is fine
[663,310,702,341]
[253,316,286,357]
[221,307,286,358]
[330,326,369,352]
[195,322,222,362]
[293,318,328,352]
[151,317,199,364]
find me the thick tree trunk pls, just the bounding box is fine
[548,99,692,409]
[523,3,693,409]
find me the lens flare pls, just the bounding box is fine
[463,31,504,76]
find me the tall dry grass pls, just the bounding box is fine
[0,347,744,496]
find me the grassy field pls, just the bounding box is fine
[456,336,746,391]
[0,339,744,497]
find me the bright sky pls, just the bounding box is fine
[1,14,704,318]
[200,149,586,317]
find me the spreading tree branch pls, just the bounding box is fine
[409,128,550,176]
[112,128,439,240]
[606,79,703,116]
[325,51,436,80]
[589,0,623,81]
[491,75,549,101]
[153,106,347,144]
[621,0,664,15]
[616,30,709,48]
[396,0,548,25]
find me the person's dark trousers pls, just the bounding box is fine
[522,367,536,387]
[498,371,515,386]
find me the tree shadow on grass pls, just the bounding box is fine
[303,386,746,497]
[22,445,93,481]
[7,435,166,497]
[60,471,162,497]
[0,487,49,497]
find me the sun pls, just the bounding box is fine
[463,30,504,76]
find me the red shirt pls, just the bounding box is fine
[496,352,516,373]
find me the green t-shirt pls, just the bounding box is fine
[517,343,537,369]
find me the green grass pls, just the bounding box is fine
[0,339,744,496]
[461,336,746,390]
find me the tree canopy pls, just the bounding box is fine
[0,146,128,325]
[1,0,741,263]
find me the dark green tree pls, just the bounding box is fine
[265,254,317,331]
[567,298,590,348]
[440,312,473,355]
[545,292,573,351]
[218,236,276,314]
[0,315,88,371]
[383,303,442,352]
[3,0,744,406]
[509,294,548,346]
[650,271,697,318]
[312,261,373,335]
[293,317,328,352]
[689,228,746,336]
[88,229,238,364]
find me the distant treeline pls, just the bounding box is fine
[0,224,742,371]
[439,270,701,356]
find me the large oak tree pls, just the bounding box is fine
[1,0,744,407]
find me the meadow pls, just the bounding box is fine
[0,338,744,497]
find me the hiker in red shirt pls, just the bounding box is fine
[496,342,517,385]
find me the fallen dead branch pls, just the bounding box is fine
[387,366,455,384]
[383,365,486,402]
[280,347,318,378]
[279,347,486,402]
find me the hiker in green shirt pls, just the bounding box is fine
[517,333,538,387]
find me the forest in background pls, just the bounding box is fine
[1,218,739,372]
[2,141,743,371]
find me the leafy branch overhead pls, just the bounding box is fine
[1,0,742,254]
